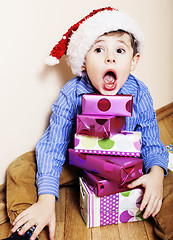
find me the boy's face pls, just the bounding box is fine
[84,32,140,95]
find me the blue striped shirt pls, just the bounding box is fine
[36,74,169,199]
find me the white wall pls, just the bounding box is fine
[0,0,173,184]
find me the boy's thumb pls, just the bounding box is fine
[127,178,142,189]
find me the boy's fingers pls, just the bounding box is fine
[30,225,44,240]
[127,177,142,188]
[12,215,28,233]
[152,199,162,217]
[142,195,156,218]
[12,211,26,226]
[18,220,35,235]
[140,190,151,212]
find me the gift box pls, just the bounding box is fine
[79,178,144,228]
[83,171,131,197]
[77,114,126,138]
[82,94,133,117]
[74,131,141,157]
[69,149,143,184]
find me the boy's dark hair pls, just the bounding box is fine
[104,30,138,56]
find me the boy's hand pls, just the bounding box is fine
[11,194,56,240]
[128,166,164,219]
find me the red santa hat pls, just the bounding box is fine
[45,7,144,76]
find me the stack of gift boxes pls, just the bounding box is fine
[69,94,144,228]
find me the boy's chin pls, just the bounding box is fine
[98,88,119,95]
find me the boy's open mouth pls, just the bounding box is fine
[103,71,117,91]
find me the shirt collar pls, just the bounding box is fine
[118,74,137,96]
[77,74,96,96]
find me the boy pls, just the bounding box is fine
[4,7,172,240]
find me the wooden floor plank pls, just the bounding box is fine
[55,222,65,240]
[64,186,92,240]
[56,187,66,222]
[156,102,173,146]
[91,224,120,240]
[158,115,173,146]
[118,221,148,240]
[156,102,173,122]
[55,187,66,240]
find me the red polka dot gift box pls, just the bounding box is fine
[82,94,133,117]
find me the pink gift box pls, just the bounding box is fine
[74,131,141,157]
[79,178,144,228]
[69,149,143,184]
[83,171,131,197]
[77,114,126,138]
[82,94,133,117]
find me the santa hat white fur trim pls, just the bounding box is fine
[67,10,144,76]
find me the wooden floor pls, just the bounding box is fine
[0,102,172,240]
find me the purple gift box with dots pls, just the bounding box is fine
[69,149,143,184]
[74,131,141,157]
[82,94,133,117]
[79,178,144,228]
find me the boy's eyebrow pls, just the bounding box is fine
[94,39,105,44]
[117,40,130,47]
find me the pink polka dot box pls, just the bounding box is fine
[79,177,144,228]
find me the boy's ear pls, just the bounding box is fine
[81,65,86,71]
[131,53,140,71]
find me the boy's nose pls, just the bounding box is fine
[105,55,116,64]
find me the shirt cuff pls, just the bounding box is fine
[36,175,60,200]
[143,154,169,176]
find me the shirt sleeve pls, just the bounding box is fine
[136,90,169,175]
[35,90,77,199]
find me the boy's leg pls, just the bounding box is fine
[6,151,80,239]
[6,151,37,224]
[153,169,173,240]
[6,151,49,240]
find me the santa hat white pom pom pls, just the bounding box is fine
[45,56,60,66]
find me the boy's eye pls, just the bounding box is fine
[117,48,125,54]
[94,47,103,53]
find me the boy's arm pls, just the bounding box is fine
[128,89,168,218]
[36,90,77,200]
[134,88,169,174]
[12,90,78,240]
